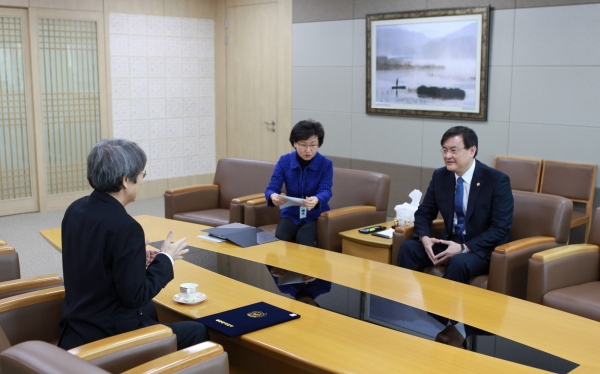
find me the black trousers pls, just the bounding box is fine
[397,236,490,336]
[142,302,208,350]
[275,218,318,246]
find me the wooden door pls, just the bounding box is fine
[225,0,290,162]
[0,8,39,216]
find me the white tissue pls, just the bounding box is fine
[394,189,422,225]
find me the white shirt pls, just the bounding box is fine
[452,159,476,235]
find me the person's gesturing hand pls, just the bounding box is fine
[160,231,189,261]
[270,267,287,277]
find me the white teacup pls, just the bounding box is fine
[180,283,198,301]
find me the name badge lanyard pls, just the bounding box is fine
[299,169,307,219]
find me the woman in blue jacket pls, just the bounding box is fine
[265,119,333,246]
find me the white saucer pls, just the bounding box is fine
[173,292,207,305]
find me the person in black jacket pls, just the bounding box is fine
[58,138,207,350]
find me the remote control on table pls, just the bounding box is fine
[358,225,386,234]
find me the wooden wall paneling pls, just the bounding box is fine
[28,8,108,211]
[226,0,276,7]
[165,0,215,19]
[215,0,226,161]
[0,7,39,216]
[29,0,103,12]
[276,0,291,156]
[0,0,27,7]
[104,0,164,16]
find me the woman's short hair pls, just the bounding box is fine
[289,119,325,147]
[87,138,147,193]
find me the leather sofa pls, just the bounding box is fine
[0,287,191,373]
[527,207,600,321]
[243,167,391,252]
[0,340,229,374]
[391,190,572,299]
[0,245,62,300]
[164,158,276,227]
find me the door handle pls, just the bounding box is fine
[264,121,276,132]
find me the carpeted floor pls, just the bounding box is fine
[0,196,167,278]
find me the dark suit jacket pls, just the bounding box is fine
[58,190,173,349]
[414,160,514,260]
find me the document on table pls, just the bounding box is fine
[278,195,305,209]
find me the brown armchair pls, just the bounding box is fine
[0,287,186,373]
[244,167,391,252]
[0,245,63,299]
[391,190,573,299]
[493,155,542,192]
[527,207,600,321]
[164,158,276,227]
[0,340,229,374]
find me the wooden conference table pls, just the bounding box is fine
[41,216,600,373]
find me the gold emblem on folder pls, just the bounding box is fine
[247,311,267,318]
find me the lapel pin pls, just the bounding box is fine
[477,182,480,186]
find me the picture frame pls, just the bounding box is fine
[366,7,490,120]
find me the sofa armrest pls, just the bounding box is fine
[319,205,375,219]
[0,274,62,300]
[164,185,220,219]
[527,244,600,304]
[0,247,19,282]
[230,193,265,223]
[488,236,563,299]
[391,220,444,266]
[317,206,387,252]
[69,325,177,373]
[244,197,280,228]
[123,341,227,374]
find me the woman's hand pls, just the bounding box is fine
[270,193,288,206]
[304,196,319,210]
[160,231,189,261]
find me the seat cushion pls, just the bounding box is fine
[174,209,230,227]
[543,281,600,322]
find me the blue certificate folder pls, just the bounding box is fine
[195,302,300,338]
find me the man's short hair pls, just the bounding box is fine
[289,119,325,147]
[87,138,147,193]
[440,126,478,157]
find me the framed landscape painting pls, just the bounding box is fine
[366,7,490,120]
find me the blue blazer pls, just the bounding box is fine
[265,152,333,225]
[413,160,514,260]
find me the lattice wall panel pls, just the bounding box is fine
[38,18,101,195]
[0,16,32,201]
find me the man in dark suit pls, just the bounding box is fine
[397,126,513,347]
[59,139,208,350]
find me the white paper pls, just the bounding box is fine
[197,235,225,243]
[278,195,305,209]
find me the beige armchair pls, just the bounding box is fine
[0,245,63,299]
[392,191,572,299]
[244,167,391,252]
[527,207,600,321]
[164,158,276,226]
[0,287,190,373]
[0,340,228,374]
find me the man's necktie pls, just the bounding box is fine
[454,177,465,240]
